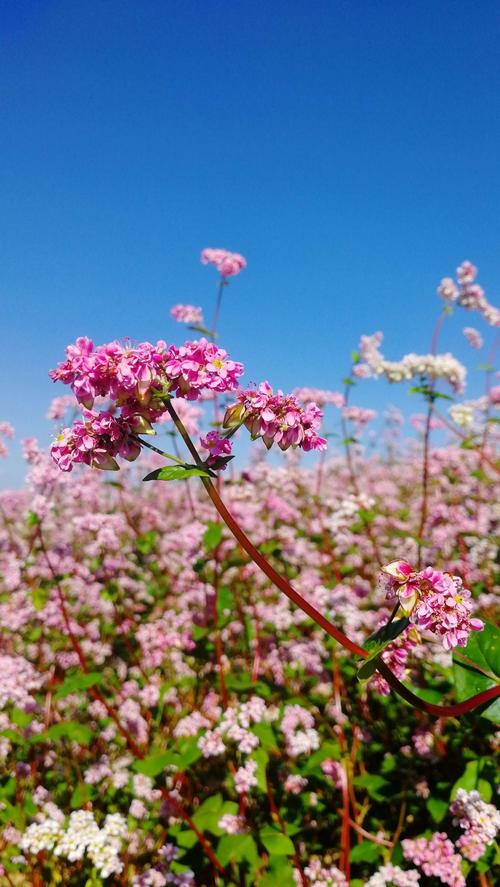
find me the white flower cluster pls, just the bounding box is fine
[365,863,420,886]
[358,333,466,393]
[450,789,500,861]
[21,809,127,879]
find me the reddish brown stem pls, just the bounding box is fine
[155,404,500,719]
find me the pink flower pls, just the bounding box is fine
[201,247,247,278]
[225,382,327,453]
[379,562,484,649]
[199,431,232,468]
[463,327,483,350]
[402,833,465,886]
[50,410,141,472]
[170,304,204,325]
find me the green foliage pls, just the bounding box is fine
[453,620,500,722]
[54,672,104,699]
[142,465,212,482]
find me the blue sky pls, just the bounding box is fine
[1,0,499,486]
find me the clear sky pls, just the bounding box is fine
[1,0,499,486]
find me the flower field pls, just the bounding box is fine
[0,252,499,886]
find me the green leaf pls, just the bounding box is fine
[192,793,224,833]
[54,672,103,700]
[216,833,259,866]
[259,826,295,856]
[357,618,410,682]
[32,586,50,611]
[26,511,40,527]
[452,621,500,723]
[349,840,382,863]
[47,722,93,746]
[176,829,198,849]
[188,325,213,336]
[250,748,269,793]
[260,858,296,887]
[142,465,212,482]
[203,521,223,551]
[251,722,278,751]
[10,708,33,728]
[353,773,389,801]
[426,797,448,823]
[451,760,480,799]
[71,783,93,808]
[133,752,173,777]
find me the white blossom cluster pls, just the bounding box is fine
[450,789,500,861]
[357,332,467,393]
[365,863,420,886]
[21,809,127,879]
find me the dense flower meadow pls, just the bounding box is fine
[0,250,499,886]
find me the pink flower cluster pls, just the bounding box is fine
[402,833,465,887]
[343,405,377,428]
[438,261,500,327]
[200,248,246,278]
[369,625,417,696]
[225,382,327,452]
[50,410,141,472]
[281,704,320,757]
[293,387,345,408]
[463,327,483,350]
[379,561,484,650]
[199,431,232,467]
[0,421,14,459]
[50,337,244,408]
[164,339,244,400]
[449,789,500,861]
[170,304,204,325]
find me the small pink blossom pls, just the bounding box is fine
[463,327,483,350]
[170,304,204,325]
[225,382,327,453]
[199,431,232,468]
[201,248,247,278]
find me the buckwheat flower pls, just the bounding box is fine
[0,422,15,439]
[365,864,421,886]
[379,560,422,615]
[284,774,308,794]
[448,403,474,428]
[297,858,347,886]
[463,326,483,350]
[402,833,465,887]
[450,789,500,862]
[218,813,246,834]
[321,759,344,789]
[170,304,204,325]
[46,395,79,420]
[226,383,327,453]
[198,728,226,758]
[199,430,232,467]
[438,277,459,302]
[456,260,478,285]
[293,388,345,408]
[379,562,484,649]
[343,405,377,428]
[129,799,147,819]
[201,247,246,277]
[234,759,258,794]
[281,704,320,757]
